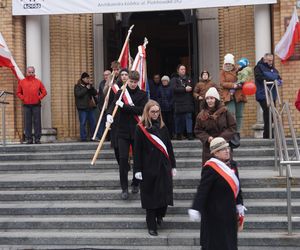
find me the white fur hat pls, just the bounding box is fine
[210,137,229,154]
[224,53,235,65]
[205,87,220,101]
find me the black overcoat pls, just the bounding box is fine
[192,159,243,250]
[134,123,176,209]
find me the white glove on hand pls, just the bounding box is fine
[172,168,177,177]
[188,209,201,222]
[106,114,113,124]
[236,204,247,216]
[116,100,124,108]
[135,172,143,180]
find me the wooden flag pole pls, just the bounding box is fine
[92,25,134,140]
[91,38,148,166]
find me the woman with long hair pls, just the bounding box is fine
[194,87,236,165]
[134,100,176,236]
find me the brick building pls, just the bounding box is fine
[0,0,300,142]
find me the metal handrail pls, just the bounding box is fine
[263,80,300,235]
[0,91,13,146]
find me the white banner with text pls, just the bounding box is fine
[12,0,277,16]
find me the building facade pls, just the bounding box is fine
[0,0,300,142]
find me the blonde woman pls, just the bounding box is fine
[134,100,176,236]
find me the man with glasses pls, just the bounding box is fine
[17,66,47,144]
[254,53,282,138]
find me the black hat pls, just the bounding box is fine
[81,72,90,79]
[119,68,129,74]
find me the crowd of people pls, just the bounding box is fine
[18,52,297,249]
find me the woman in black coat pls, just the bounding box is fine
[188,137,245,250]
[134,100,176,236]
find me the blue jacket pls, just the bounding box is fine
[254,58,281,101]
[157,84,174,112]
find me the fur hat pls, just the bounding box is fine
[224,53,235,65]
[210,137,229,154]
[205,87,220,101]
[161,75,170,82]
[81,72,90,79]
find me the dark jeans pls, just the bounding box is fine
[146,207,167,231]
[174,112,193,134]
[161,111,173,138]
[96,115,106,139]
[78,109,96,141]
[258,100,274,138]
[23,105,41,142]
[118,137,139,191]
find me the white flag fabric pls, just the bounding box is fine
[0,32,24,80]
[275,7,300,62]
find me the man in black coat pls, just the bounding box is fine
[106,70,148,200]
[170,64,194,140]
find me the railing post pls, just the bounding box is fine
[286,164,293,235]
[1,102,6,146]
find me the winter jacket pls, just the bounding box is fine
[192,159,243,250]
[220,68,247,103]
[17,76,47,105]
[74,80,97,110]
[157,84,174,112]
[194,104,236,164]
[170,74,194,114]
[237,66,252,84]
[108,86,148,140]
[149,80,161,102]
[296,89,300,112]
[254,58,281,102]
[134,121,175,209]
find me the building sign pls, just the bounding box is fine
[12,0,277,16]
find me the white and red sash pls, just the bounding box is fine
[111,83,120,94]
[204,158,239,198]
[138,123,169,160]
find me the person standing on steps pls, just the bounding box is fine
[106,71,148,200]
[188,137,245,250]
[134,100,176,236]
[17,66,47,144]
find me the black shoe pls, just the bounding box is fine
[121,190,129,200]
[148,230,158,236]
[35,140,41,144]
[157,216,163,226]
[176,134,182,140]
[131,185,139,194]
[26,140,33,144]
[187,133,194,140]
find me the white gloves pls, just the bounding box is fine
[106,114,113,128]
[188,209,201,222]
[172,168,177,177]
[236,204,247,217]
[135,172,143,180]
[116,100,124,108]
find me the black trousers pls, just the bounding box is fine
[258,100,274,139]
[146,207,167,231]
[23,105,41,141]
[118,137,139,191]
[161,111,173,138]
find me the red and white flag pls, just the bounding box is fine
[275,7,300,62]
[0,32,24,80]
[131,44,148,92]
[120,41,132,69]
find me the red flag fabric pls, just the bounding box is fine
[275,7,300,62]
[131,45,148,92]
[120,41,130,69]
[0,32,24,80]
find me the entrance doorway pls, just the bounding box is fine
[122,10,198,81]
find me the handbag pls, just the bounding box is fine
[229,132,240,149]
[88,96,97,109]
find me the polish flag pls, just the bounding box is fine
[0,32,24,80]
[275,7,300,62]
[120,41,132,69]
[131,44,148,92]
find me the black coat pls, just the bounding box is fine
[192,159,243,250]
[170,75,194,114]
[108,86,148,140]
[134,122,176,209]
[74,80,97,110]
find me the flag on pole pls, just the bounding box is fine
[275,7,300,62]
[120,41,132,69]
[0,32,24,80]
[131,44,148,92]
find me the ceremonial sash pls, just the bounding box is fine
[204,158,239,198]
[138,123,170,160]
[111,84,120,94]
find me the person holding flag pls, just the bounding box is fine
[106,70,148,200]
[188,137,245,250]
[133,100,176,236]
